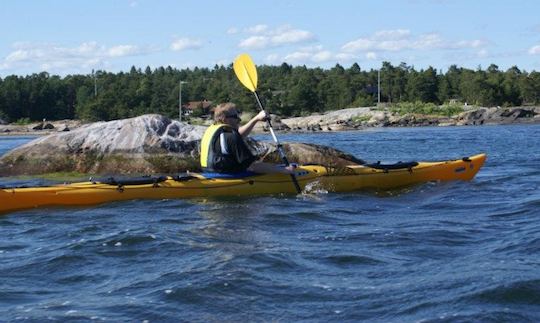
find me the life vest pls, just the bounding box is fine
[200,124,235,171]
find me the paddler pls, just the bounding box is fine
[200,102,295,174]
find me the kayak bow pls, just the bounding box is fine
[0,153,486,214]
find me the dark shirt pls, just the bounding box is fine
[211,129,256,173]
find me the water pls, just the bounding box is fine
[1,125,539,322]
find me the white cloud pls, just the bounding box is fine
[365,52,377,60]
[108,45,140,57]
[264,54,280,64]
[0,41,151,74]
[265,50,358,66]
[227,27,239,35]
[239,36,269,49]
[335,52,357,61]
[529,45,540,55]
[342,39,374,52]
[238,25,315,50]
[455,39,485,49]
[5,49,32,62]
[342,29,486,53]
[477,49,488,58]
[271,29,314,45]
[284,51,313,62]
[245,24,268,34]
[281,48,354,65]
[373,29,410,40]
[170,38,203,51]
[413,33,445,49]
[311,50,333,62]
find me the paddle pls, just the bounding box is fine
[233,53,302,194]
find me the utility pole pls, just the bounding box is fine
[93,69,97,97]
[377,69,381,105]
[179,80,187,122]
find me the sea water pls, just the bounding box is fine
[1,125,539,321]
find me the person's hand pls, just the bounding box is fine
[254,110,269,122]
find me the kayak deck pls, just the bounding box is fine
[0,153,486,214]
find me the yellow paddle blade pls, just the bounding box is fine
[233,53,258,92]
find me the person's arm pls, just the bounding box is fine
[238,110,267,137]
[247,161,296,174]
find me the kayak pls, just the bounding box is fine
[0,153,486,214]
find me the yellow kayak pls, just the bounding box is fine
[0,153,486,214]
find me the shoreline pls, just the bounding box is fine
[2,120,539,138]
[1,106,539,136]
[0,119,83,137]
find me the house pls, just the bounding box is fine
[183,99,213,116]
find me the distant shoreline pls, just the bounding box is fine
[1,106,539,136]
[0,120,82,137]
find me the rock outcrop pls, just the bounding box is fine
[455,107,540,125]
[279,106,540,131]
[0,114,362,176]
[0,119,82,135]
[251,114,291,133]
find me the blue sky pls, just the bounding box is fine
[1,0,540,76]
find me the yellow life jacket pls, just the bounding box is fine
[200,124,234,170]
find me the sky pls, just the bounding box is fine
[1,0,540,77]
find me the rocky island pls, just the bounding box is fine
[0,114,363,176]
[257,106,540,132]
[1,106,538,176]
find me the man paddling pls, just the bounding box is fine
[200,102,295,174]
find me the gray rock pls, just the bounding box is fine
[0,114,206,175]
[0,114,362,176]
[280,106,540,130]
[260,142,365,166]
[253,114,291,132]
[456,107,538,125]
[0,118,7,125]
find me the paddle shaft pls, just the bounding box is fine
[253,91,302,193]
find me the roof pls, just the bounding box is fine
[184,100,213,110]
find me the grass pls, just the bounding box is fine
[388,102,465,117]
[13,118,32,125]
[351,115,372,123]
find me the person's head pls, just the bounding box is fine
[214,102,241,127]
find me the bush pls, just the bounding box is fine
[351,115,371,123]
[353,95,375,107]
[389,102,464,117]
[14,117,32,125]
[439,102,465,116]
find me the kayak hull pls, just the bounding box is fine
[0,153,486,214]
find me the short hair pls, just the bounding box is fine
[213,102,238,123]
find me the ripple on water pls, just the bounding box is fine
[465,279,540,306]
[323,254,384,266]
[2,127,540,321]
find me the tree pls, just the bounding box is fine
[520,71,540,104]
[406,67,439,103]
[0,60,539,122]
[501,66,522,106]
[287,72,321,116]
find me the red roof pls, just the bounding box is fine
[184,100,212,111]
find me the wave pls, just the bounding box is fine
[464,279,540,307]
